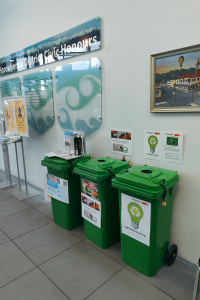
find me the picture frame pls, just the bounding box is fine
[150,44,200,112]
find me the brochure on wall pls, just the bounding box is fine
[121,193,151,247]
[47,173,69,204]
[4,100,16,132]
[111,129,132,156]
[4,96,29,137]
[81,193,101,228]
[144,131,162,160]
[14,99,28,135]
[162,132,183,164]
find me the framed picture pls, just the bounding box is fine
[150,44,200,112]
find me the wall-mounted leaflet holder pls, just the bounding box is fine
[0,111,17,189]
[1,96,41,200]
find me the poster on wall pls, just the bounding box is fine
[4,100,16,132]
[81,193,101,228]
[4,96,29,137]
[162,132,183,164]
[14,99,28,135]
[47,174,69,204]
[111,129,132,156]
[144,131,162,160]
[121,193,151,247]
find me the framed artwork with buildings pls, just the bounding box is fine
[150,44,200,112]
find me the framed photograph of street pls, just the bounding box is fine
[150,44,200,112]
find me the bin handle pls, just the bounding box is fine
[160,183,167,206]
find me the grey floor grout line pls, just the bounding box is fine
[84,239,126,267]
[38,239,83,267]
[125,266,176,300]
[38,267,71,300]
[0,267,38,291]
[0,219,53,241]
[32,205,53,220]
[84,265,126,300]
[0,206,31,220]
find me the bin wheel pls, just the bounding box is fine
[166,244,177,266]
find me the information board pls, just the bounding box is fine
[4,96,29,137]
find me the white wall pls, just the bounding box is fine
[0,0,199,264]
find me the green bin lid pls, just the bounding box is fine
[73,157,130,181]
[112,165,179,199]
[41,155,92,171]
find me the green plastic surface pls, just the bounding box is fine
[114,165,178,194]
[74,157,130,181]
[41,155,91,171]
[77,157,130,249]
[111,165,179,277]
[41,155,91,230]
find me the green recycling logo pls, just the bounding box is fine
[93,217,97,223]
[123,147,128,153]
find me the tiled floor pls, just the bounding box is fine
[0,172,199,300]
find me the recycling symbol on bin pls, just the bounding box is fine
[131,206,141,217]
[123,147,128,153]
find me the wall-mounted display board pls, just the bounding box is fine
[1,78,21,98]
[55,57,102,138]
[22,70,54,135]
[0,17,101,77]
[4,96,29,136]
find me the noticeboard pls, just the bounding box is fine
[4,96,29,137]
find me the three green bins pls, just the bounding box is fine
[41,155,91,230]
[112,165,179,277]
[74,157,130,249]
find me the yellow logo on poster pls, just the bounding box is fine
[5,100,16,132]
[14,99,27,134]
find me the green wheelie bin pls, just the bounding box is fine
[73,157,130,249]
[111,165,179,277]
[41,155,91,230]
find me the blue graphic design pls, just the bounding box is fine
[1,78,21,98]
[55,58,102,138]
[23,70,54,135]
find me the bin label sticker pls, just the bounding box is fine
[81,193,101,228]
[121,193,151,246]
[47,174,69,204]
[82,179,99,200]
[111,128,132,156]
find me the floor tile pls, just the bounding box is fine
[85,240,126,266]
[126,256,197,300]
[0,197,30,219]
[71,224,86,240]
[0,208,51,239]
[14,222,82,265]
[0,230,9,245]
[0,268,69,300]
[40,241,123,300]
[0,189,13,201]
[87,267,172,300]
[0,241,35,288]
[23,194,45,206]
[34,201,53,219]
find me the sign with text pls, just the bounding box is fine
[0,18,101,77]
[4,96,29,137]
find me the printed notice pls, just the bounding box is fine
[4,100,16,132]
[162,132,183,164]
[82,178,99,200]
[47,174,69,203]
[121,193,151,246]
[14,99,28,135]
[81,193,101,228]
[111,129,132,156]
[144,131,162,160]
